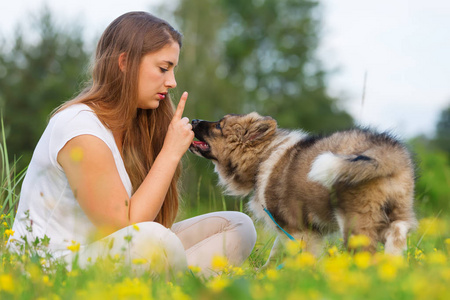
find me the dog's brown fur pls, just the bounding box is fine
[189,112,417,258]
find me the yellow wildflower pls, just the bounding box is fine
[4,229,14,237]
[132,258,147,265]
[113,277,151,299]
[323,253,351,281]
[445,238,450,253]
[414,248,425,261]
[68,270,79,277]
[132,223,140,231]
[2,222,7,226]
[441,269,450,281]
[294,252,316,268]
[286,240,306,256]
[417,217,447,237]
[188,265,202,274]
[211,255,228,271]
[348,234,371,249]
[354,251,372,269]
[266,268,279,280]
[0,274,14,293]
[207,276,229,293]
[378,263,397,281]
[327,245,339,257]
[232,266,244,276]
[427,251,447,265]
[171,285,191,300]
[70,146,84,162]
[42,275,53,287]
[67,240,80,252]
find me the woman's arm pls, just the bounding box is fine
[57,92,193,234]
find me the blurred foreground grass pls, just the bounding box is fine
[1,214,449,300]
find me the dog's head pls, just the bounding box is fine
[189,112,277,196]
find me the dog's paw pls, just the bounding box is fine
[307,152,343,189]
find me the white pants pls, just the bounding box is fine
[72,211,257,276]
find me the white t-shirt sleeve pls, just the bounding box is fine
[48,106,114,171]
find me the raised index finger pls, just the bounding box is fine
[173,91,188,120]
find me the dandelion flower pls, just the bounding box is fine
[378,263,397,281]
[67,240,80,252]
[414,249,425,261]
[295,252,316,268]
[354,251,372,269]
[188,265,202,274]
[348,234,371,249]
[328,245,339,257]
[211,255,228,271]
[132,224,140,231]
[0,274,14,293]
[286,240,306,256]
[4,229,14,237]
[417,218,446,237]
[232,266,244,276]
[132,258,147,265]
[427,251,447,265]
[207,277,229,293]
[266,269,279,280]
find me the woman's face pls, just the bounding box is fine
[136,42,180,109]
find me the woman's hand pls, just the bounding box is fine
[162,91,195,159]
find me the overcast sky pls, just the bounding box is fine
[1,0,449,139]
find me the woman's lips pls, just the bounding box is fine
[158,93,166,100]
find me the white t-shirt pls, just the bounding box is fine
[8,104,132,257]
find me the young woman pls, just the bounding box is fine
[8,11,256,276]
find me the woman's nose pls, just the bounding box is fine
[165,71,177,88]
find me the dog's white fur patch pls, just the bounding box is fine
[307,152,343,189]
[384,221,409,255]
[248,130,307,230]
[335,210,345,237]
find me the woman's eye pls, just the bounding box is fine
[160,67,169,73]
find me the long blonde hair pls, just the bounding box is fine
[53,12,183,228]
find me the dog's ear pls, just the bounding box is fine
[245,116,277,142]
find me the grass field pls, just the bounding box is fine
[1,129,449,299]
[1,210,449,299]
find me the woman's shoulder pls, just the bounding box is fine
[49,103,108,136]
[52,104,96,121]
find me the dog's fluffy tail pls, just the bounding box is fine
[307,148,410,189]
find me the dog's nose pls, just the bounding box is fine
[191,119,201,127]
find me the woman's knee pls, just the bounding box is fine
[128,222,187,271]
[226,212,257,240]
[130,222,185,252]
[218,211,257,256]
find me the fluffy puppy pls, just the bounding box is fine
[189,112,417,262]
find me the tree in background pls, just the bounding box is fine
[433,103,450,156]
[0,7,90,169]
[171,0,353,131]
[165,0,354,210]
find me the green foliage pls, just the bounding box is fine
[0,118,26,227]
[0,6,90,170]
[411,138,450,216]
[172,0,353,131]
[433,103,450,155]
[166,0,354,204]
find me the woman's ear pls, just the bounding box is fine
[118,52,127,72]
